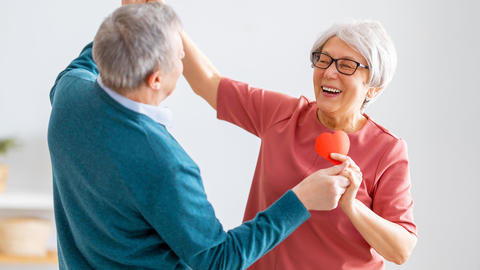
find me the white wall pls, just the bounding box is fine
[1,0,479,269]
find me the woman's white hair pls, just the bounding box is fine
[93,3,181,92]
[310,20,397,110]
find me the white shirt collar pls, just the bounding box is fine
[97,76,173,129]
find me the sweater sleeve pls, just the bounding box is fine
[125,148,310,270]
[50,42,98,103]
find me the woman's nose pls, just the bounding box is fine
[323,63,339,79]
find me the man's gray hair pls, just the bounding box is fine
[310,20,397,111]
[93,3,181,92]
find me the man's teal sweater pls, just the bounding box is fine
[47,43,310,269]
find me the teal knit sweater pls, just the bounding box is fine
[47,43,310,269]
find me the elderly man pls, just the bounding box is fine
[48,2,350,269]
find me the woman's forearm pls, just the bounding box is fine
[342,200,417,265]
[181,31,222,110]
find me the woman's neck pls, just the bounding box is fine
[317,110,367,133]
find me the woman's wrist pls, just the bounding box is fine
[341,198,360,217]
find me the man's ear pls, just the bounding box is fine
[367,87,383,99]
[146,70,162,90]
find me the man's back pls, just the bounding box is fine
[48,43,205,269]
[48,42,311,270]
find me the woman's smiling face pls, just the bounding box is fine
[313,36,372,117]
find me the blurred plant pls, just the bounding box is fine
[0,138,17,156]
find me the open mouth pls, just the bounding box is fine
[322,86,342,96]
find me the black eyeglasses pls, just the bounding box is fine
[311,52,369,75]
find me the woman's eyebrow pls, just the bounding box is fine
[322,51,361,62]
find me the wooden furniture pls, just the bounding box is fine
[0,192,57,264]
[0,250,57,264]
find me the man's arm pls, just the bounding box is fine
[50,43,97,103]
[131,146,348,269]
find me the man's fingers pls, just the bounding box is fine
[336,185,347,195]
[321,162,347,175]
[336,175,350,188]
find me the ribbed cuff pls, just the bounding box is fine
[267,190,311,234]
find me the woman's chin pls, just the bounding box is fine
[316,102,339,116]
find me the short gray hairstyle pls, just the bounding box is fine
[93,3,181,92]
[310,20,397,110]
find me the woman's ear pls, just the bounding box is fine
[146,70,163,90]
[367,87,383,99]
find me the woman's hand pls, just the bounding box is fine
[330,153,362,212]
[330,152,417,264]
[122,0,164,6]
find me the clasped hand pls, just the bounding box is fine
[331,153,363,211]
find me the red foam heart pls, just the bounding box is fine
[315,131,350,165]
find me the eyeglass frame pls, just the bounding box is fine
[311,52,369,75]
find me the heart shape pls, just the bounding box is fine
[315,131,350,165]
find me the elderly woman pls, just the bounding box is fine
[182,19,417,269]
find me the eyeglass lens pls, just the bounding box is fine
[313,53,358,75]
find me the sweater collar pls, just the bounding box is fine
[97,76,173,129]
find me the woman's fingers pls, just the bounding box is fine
[330,153,347,162]
[122,0,146,5]
[122,0,164,5]
[341,166,362,188]
[331,153,355,169]
[331,153,362,172]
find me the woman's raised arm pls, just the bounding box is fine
[181,31,222,110]
[123,0,221,109]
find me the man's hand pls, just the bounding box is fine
[292,163,349,211]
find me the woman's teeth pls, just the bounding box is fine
[322,87,342,94]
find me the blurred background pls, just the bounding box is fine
[0,0,479,269]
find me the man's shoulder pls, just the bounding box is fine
[51,69,97,101]
[61,69,97,84]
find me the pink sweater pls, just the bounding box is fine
[217,78,417,270]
